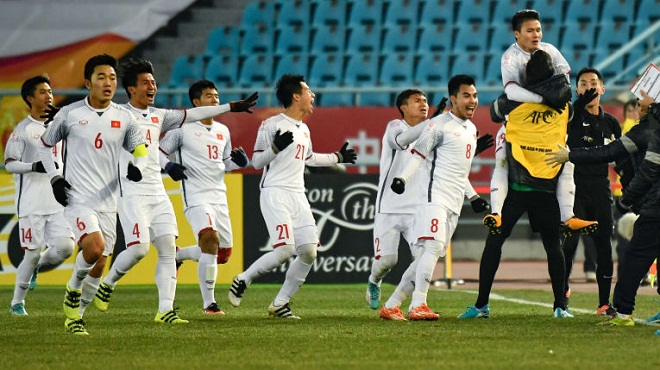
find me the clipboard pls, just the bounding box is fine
[630,63,660,101]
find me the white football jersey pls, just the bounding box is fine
[118,103,185,197]
[411,112,478,214]
[377,119,425,214]
[40,98,144,212]
[5,116,64,216]
[253,113,314,192]
[160,120,238,207]
[501,42,570,87]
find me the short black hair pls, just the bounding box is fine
[395,89,426,117]
[119,57,155,98]
[188,79,217,105]
[21,74,50,108]
[575,67,603,85]
[448,75,475,97]
[623,99,638,113]
[84,54,117,81]
[525,49,554,86]
[275,74,305,108]
[511,9,540,31]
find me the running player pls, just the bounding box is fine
[228,74,357,318]
[160,79,249,315]
[7,75,74,316]
[38,54,147,335]
[86,58,257,322]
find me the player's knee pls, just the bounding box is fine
[274,244,295,264]
[297,243,317,264]
[199,230,220,254]
[377,254,398,271]
[53,237,75,259]
[424,240,447,258]
[23,249,40,264]
[130,242,150,260]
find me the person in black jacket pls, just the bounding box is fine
[561,68,621,317]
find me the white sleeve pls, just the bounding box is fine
[305,152,338,167]
[464,180,478,199]
[504,84,544,103]
[39,115,66,180]
[251,123,277,170]
[159,129,183,155]
[394,120,429,149]
[161,108,186,132]
[489,127,508,214]
[158,150,170,169]
[5,161,34,174]
[184,104,231,122]
[396,151,424,182]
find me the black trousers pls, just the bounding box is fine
[562,180,614,307]
[476,188,567,310]
[612,214,660,315]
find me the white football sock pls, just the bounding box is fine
[11,249,40,306]
[68,252,96,290]
[177,245,201,262]
[385,258,418,309]
[198,253,217,308]
[240,244,294,284]
[154,235,177,312]
[104,242,150,287]
[410,250,437,309]
[369,254,398,285]
[38,237,74,267]
[273,257,312,307]
[79,275,101,317]
[557,162,576,221]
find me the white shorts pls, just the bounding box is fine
[373,213,416,258]
[260,187,318,247]
[118,194,178,247]
[18,212,74,251]
[64,205,117,256]
[184,203,232,248]
[413,204,459,248]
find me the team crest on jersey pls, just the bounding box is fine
[79,120,88,126]
[151,116,159,124]
[304,132,309,138]
[111,120,121,128]
[33,134,40,140]
[216,133,223,140]
[194,132,202,137]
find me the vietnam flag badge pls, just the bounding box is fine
[111,120,121,128]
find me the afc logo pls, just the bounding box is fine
[523,109,557,124]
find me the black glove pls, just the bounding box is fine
[475,134,494,156]
[470,197,490,213]
[165,162,187,181]
[51,176,71,206]
[32,161,46,173]
[542,98,565,114]
[126,162,142,182]
[391,177,405,194]
[430,97,448,118]
[573,88,598,112]
[649,102,660,121]
[40,104,60,125]
[335,142,357,164]
[230,147,249,167]
[272,129,293,153]
[229,92,259,113]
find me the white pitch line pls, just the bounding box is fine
[451,289,656,326]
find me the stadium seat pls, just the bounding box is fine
[419,0,455,26]
[311,24,346,53]
[491,0,528,25]
[595,21,632,51]
[205,55,239,88]
[564,50,591,76]
[237,55,273,87]
[275,54,310,79]
[561,21,595,51]
[414,52,449,85]
[564,0,598,24]
[601,0,635,23]
[379,52,414,86]
[455,0,491,24]
[383,0,419,26]
[277,0,311,26]
[204,26,239,56]
[275,23,309,55]
[169,55,204,88]
[344,53,386,106]
[240,24,273,56]
[484,57,503,88]
[451,52,486,81]
[454,22,488,53]
[308,53,353,106]
[311,0,347,26]
[489,22,514,55]
[241,1,275,28]
[539,18,560,46]
[528,0,563,23]
[636,0,660,24]
[417,23,453,53]
[347,0,383,26]
[346,23,382,54]
[381,24,417,54]
[591,48,625,81]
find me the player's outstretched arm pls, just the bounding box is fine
[334,142,357,164]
